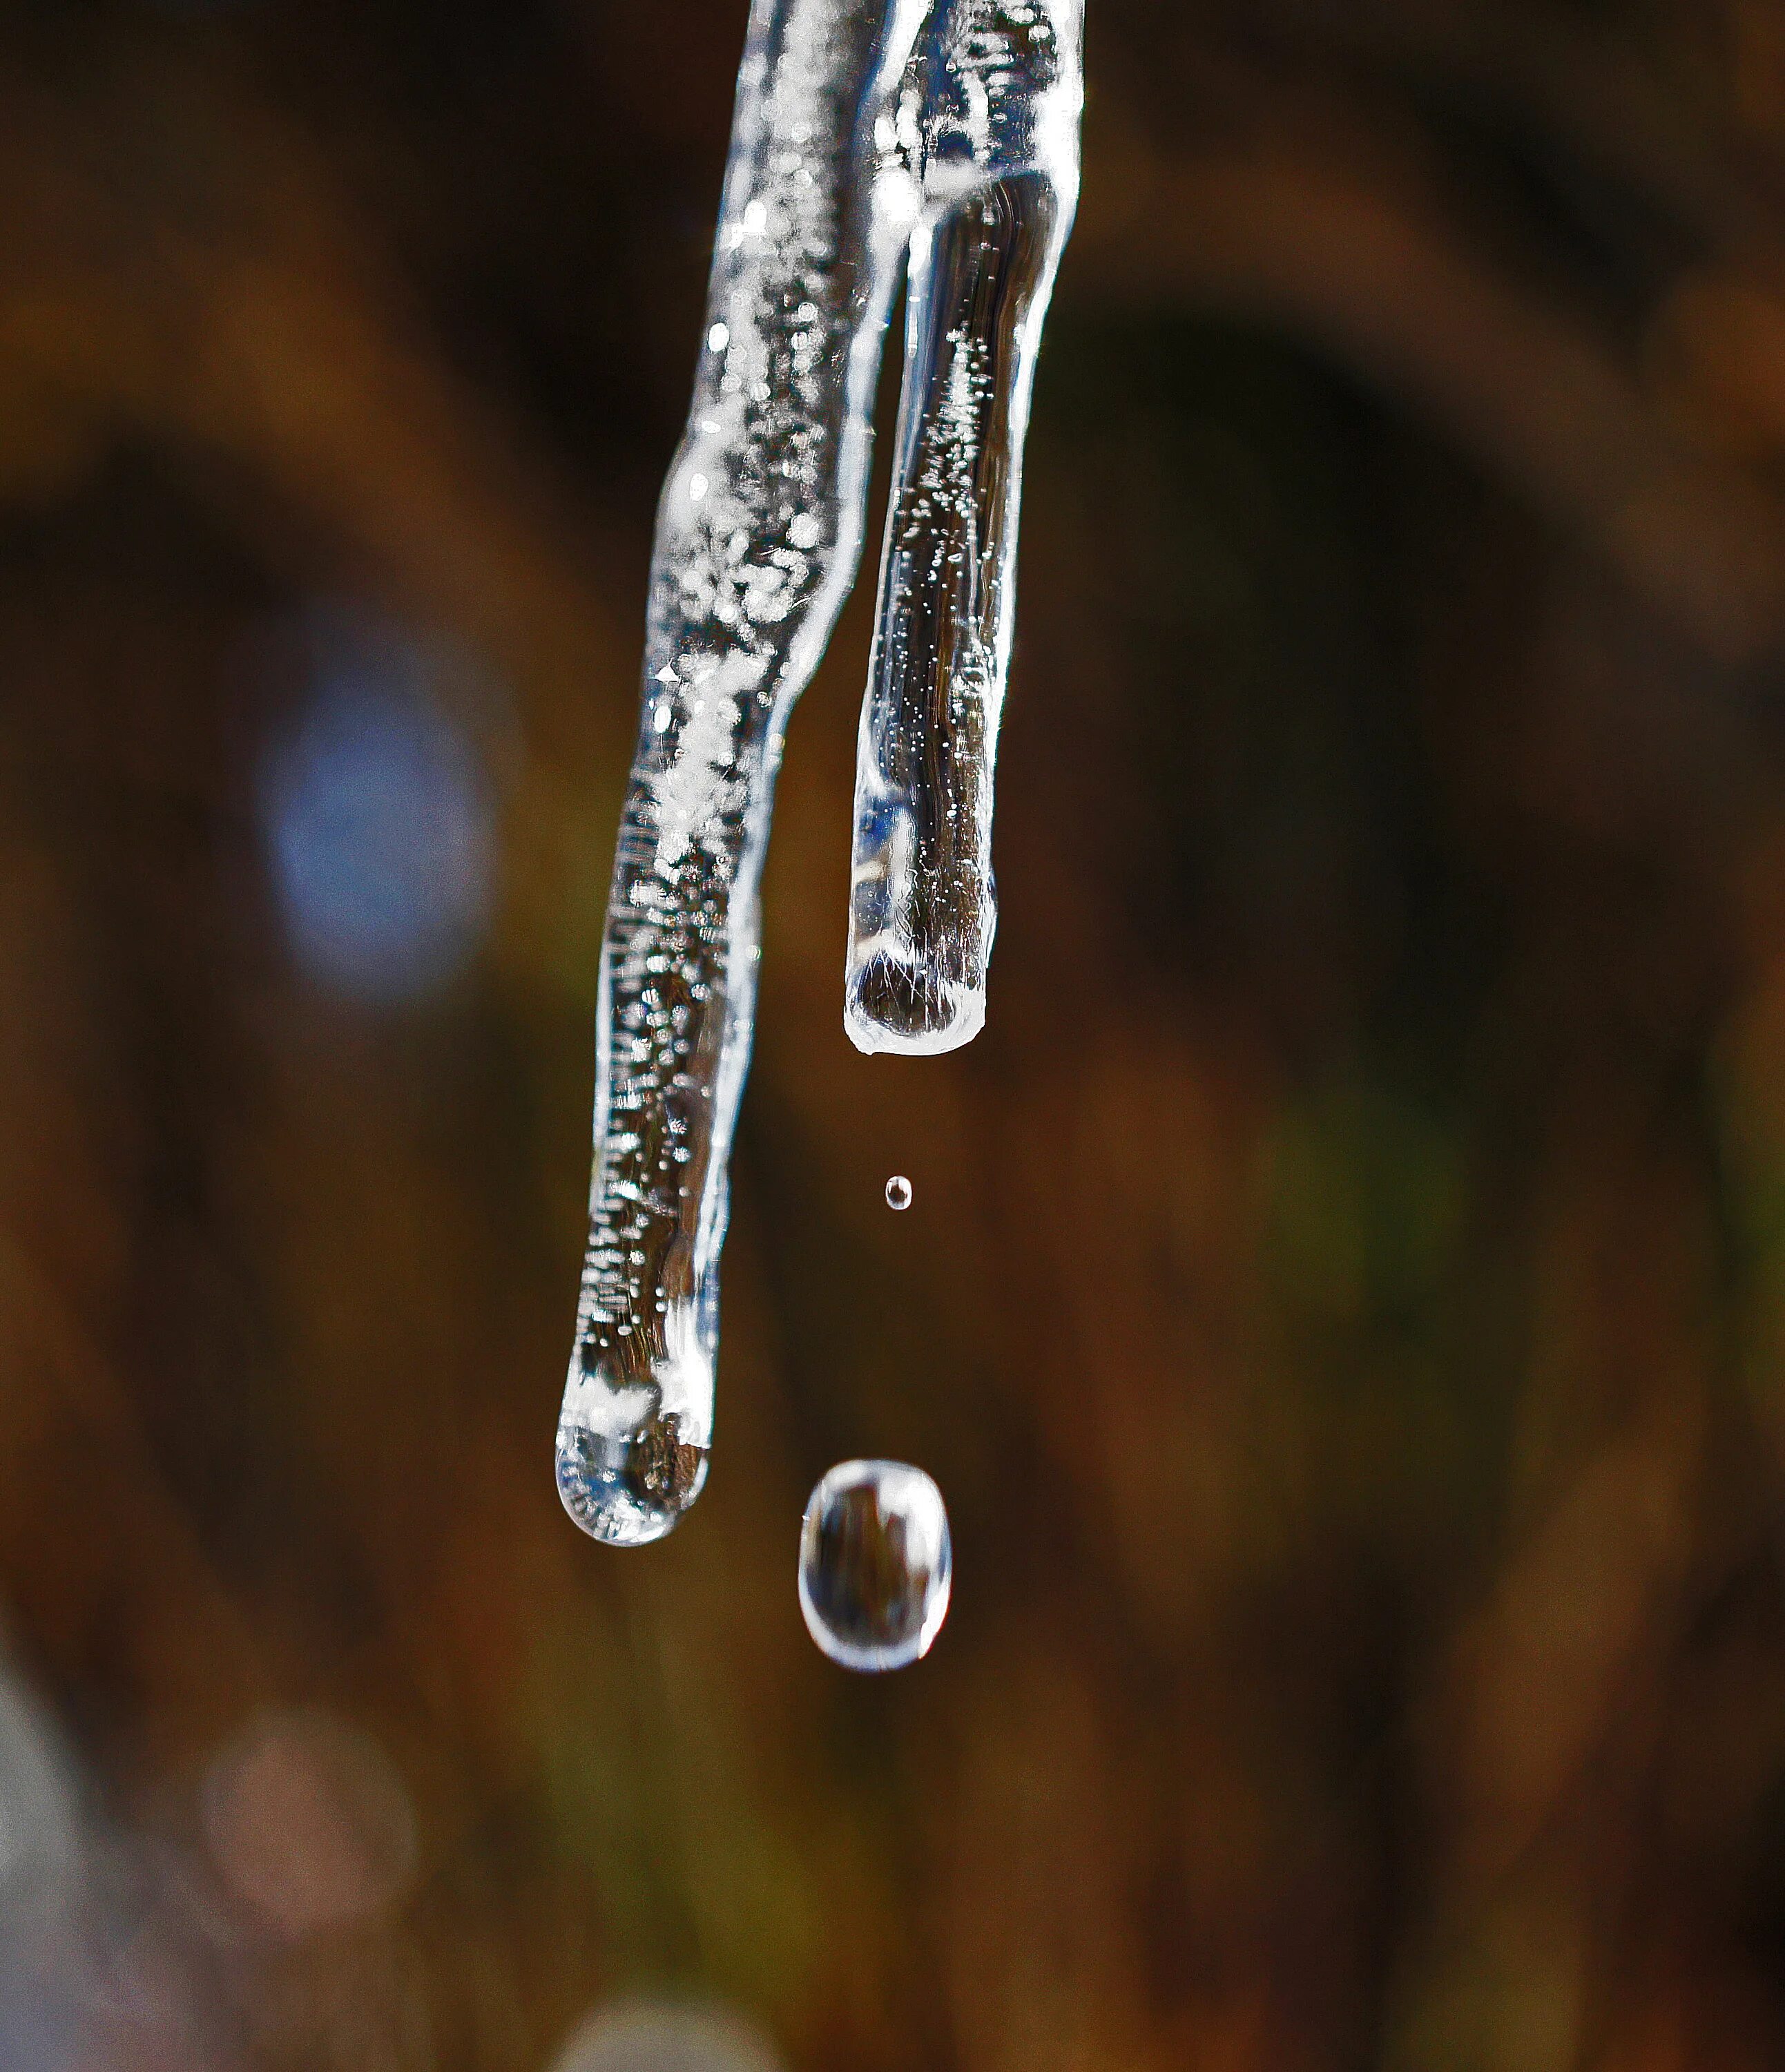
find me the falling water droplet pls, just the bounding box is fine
[884,1174,913,1211]
[798,1460,951,1671]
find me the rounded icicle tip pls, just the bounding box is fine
[843,949,987,1057]
[556,1414,709,1548]
[798,1460,952,1671]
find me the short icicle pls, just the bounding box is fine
[844,0,1083,1055]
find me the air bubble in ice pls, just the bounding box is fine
[798,1460,951,1672]
[885,1174,912,1211]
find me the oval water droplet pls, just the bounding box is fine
[884,1174,912,1211]
[798,1460,951,1671]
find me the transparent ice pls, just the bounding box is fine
[845,1,1083,1054]
[558,0,1082,1545]
[557,0,932,1546]
[885,1173,913,1209]
[798,1460,953,1670]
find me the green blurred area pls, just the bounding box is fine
[1,1,1785,2067]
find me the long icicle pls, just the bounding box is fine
[557,0,929,1546]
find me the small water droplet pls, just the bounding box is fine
[885,1174,912,1211]
[798,1460,951,1672]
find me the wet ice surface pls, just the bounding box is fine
[845,1,1083,1054]
[559,0,1081,1544]
[799,1460,953,1670]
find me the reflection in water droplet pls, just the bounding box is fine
[884,1174,912,1211]
[798,1461,952,1672]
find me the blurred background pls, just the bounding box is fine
[3,0,1785,2066]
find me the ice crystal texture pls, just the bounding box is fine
[558,0,1081,1545]
[798,1460,953,1670]
[845,0,1083,1054]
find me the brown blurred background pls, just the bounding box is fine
[3,0,1785,2066]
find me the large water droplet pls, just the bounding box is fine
[885,1174,912,1211]
[798,1460,952,1671]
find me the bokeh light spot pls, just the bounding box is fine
[201,1709,416,1938]
[259,613,497,1004]
[553,2002,786,2072]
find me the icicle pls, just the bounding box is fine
[556,0,929,1546]
[844,0,1083,1055]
